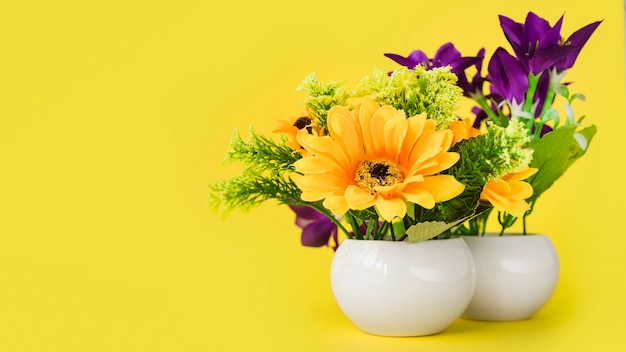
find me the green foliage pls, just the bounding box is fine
[355,66,462,128]
[209,173,302,217]
[420,120,532,228]
[224,127,300,174]
[208,128,303,216]
[406,220,464,243]
[527,125,597,204]
[296,73,351,130]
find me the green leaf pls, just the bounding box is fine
[564,103,576,125]
[554,84,569,98]
[570,93,586,103]
[541,108,560,126]
[527,125,597,203]
[406,221,461,243]
[348,207,379,221]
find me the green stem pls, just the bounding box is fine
[305,203,352,239]
[376,222,390,240]
[533,81,557,141]
[522,73,541,132]
[475,95,504,126]
[523,73,540,113]
[365,220,375,240]
[344,212,363,240]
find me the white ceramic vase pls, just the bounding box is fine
[461,234,559,321]
[330,238,475,336]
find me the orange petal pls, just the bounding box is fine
[484,178,512,195]
[345,185,377,210]
[370,105,396,156]
[296,174,347,194]
[294,156,347,178]
[439,129,454,151]
[504,200,531,217]
[420,175,465,202]
[327,107,364,164]
[407,130,446,170]
[375,197,407,221]
[480,188,511,210]
[504,167,538,182]
[358,98,381,156]
[508,180,534,200]
[401,187,435,209]
[383,111,408,163]
[297,133,351,169]
[399,113,427,166]
[415,152,460,175]
[323,193,349,215]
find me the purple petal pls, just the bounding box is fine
[384,50,428,68]
[472,106,488,128]
[407,50,430,66]
[524,12,552,51]
[499,15,525,58]
[301,219,335,247]
[475,48,486,73]
[488,48,528,104]
[531,45,578,74]
[537,15,564,50]
[432,42,461,67]
[289,205,326,227]
[450,56,481,74]
[560,20,602,70]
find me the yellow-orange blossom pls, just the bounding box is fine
[480,167,538,217]
[294,98,465,221]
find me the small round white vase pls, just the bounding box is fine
[461,234,559,321]
[330,238,475,336]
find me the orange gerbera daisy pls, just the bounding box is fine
[273,110,323,152]
[294,98,465,221]
[480,167,538,217]
[449,118,481,146]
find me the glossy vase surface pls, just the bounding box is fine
[330,238,475,336]
[462,234,559,321]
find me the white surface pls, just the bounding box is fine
[330,238,476,336]
[462,234,559,321]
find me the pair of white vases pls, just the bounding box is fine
[330,234,559,336]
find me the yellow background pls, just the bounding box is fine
[0,0,624,351]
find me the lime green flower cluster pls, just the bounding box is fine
[355,66,462,129]
[296,73,351,129]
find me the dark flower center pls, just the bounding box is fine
[355,160,404,194]
[293,117,312,129]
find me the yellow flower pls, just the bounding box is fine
[480,167,538,217]
[294,98,465,221]
[273,110,323,153]
[449,118,481,146]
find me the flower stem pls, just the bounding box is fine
[523,73,540,113]
[305,203,353,239]
[344,212,363,240]
[533,81,557,141]
[475,95,504,126]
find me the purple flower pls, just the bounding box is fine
[289,205,338,250]
[385,43,486,97]
[384,49,429,69]
[487,47,528,104]
[499,12,601,74]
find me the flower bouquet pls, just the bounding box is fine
[382,11,601,322]
[209,11,600,333]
